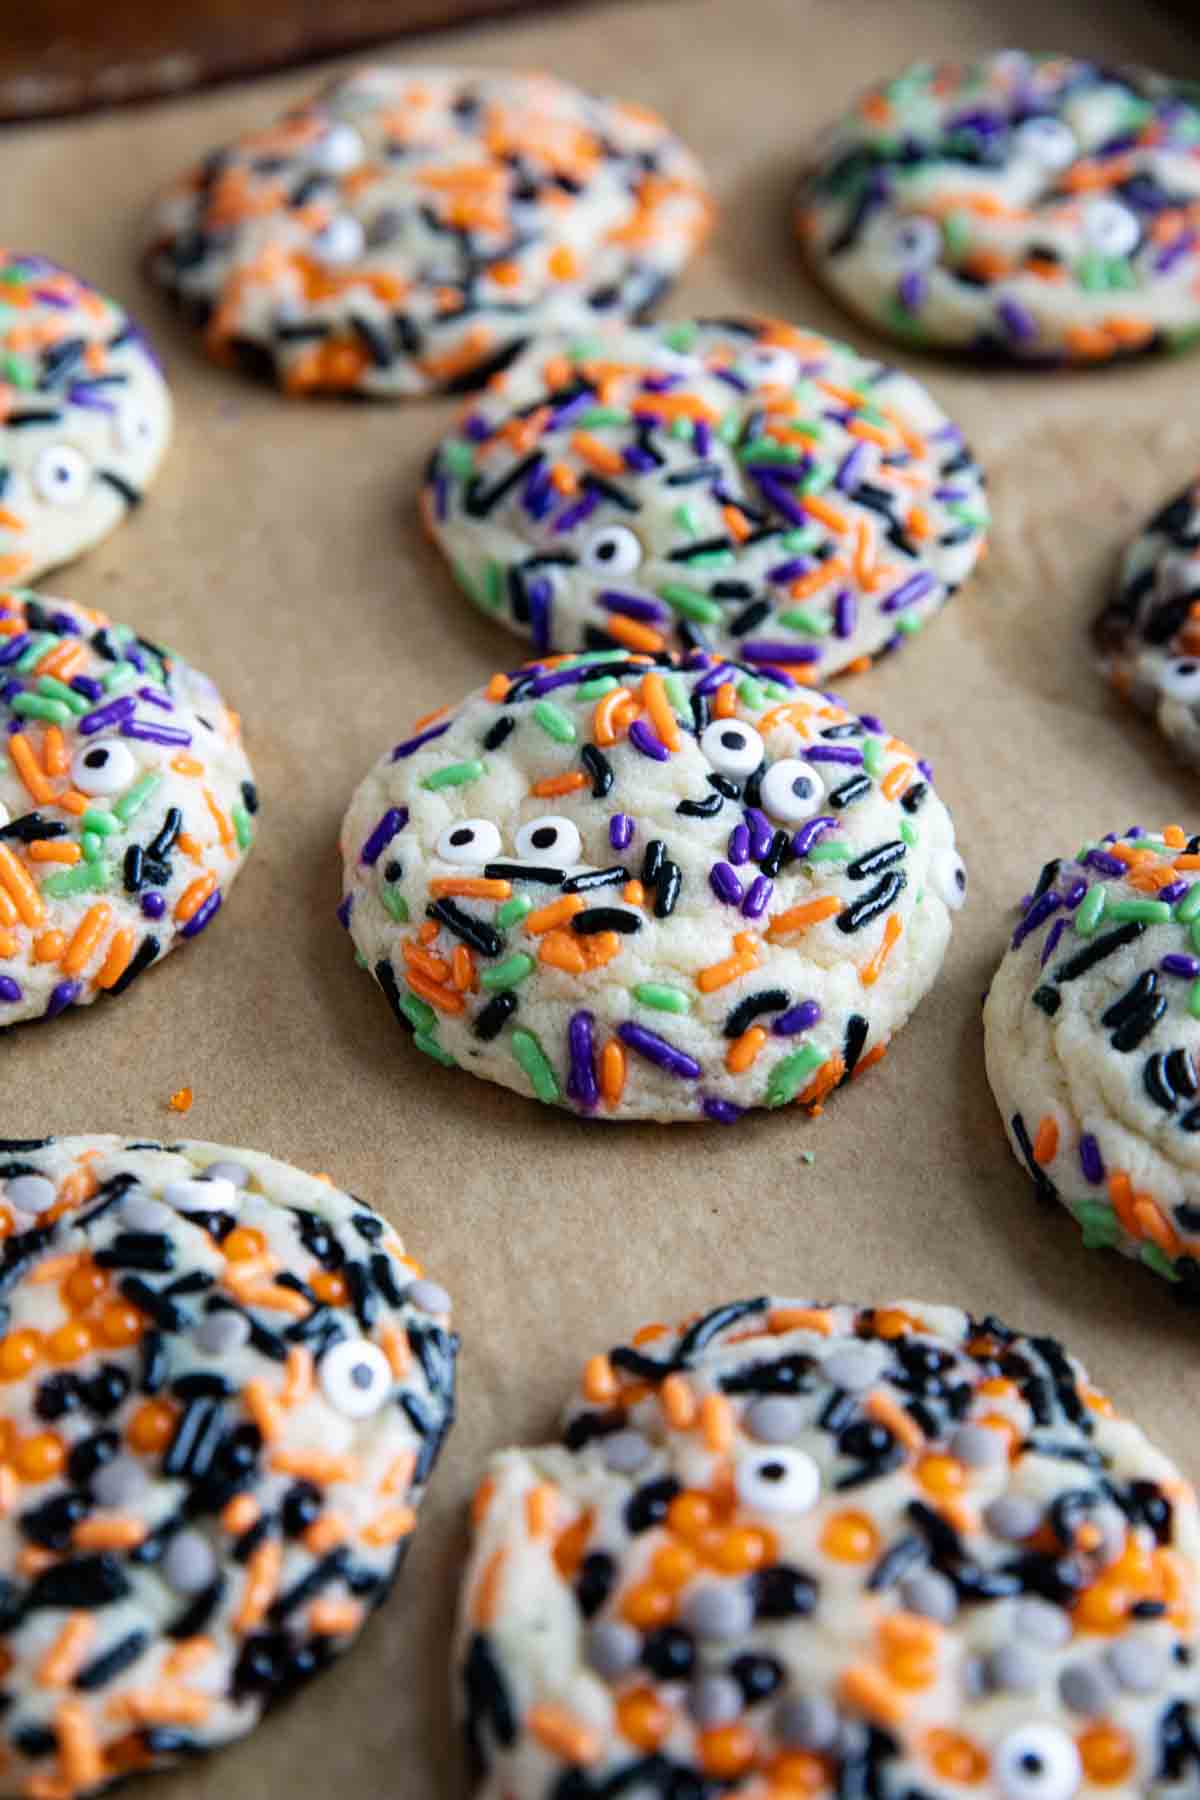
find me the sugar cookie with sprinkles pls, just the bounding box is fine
[1093,482,1200,768]
[339,651,964,1122]
[0,589,255,1028]
[983,823,1200,1293]
[0,255,170,581]
[145,66,712,397]
[458,1295,1200,1800]
[797,53,1200,364]
[423,317,987,671]
[0,1133,456,1797]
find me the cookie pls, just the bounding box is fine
[0,255,170,581]
[458,1295,1200,1799]
[1094,483,1200,766]
[0,1133,456,1798]
[338,649,964,1123]
[145,66,712,398]
[797,53,1200,364]
[423,317,987,671]
[0,588,256,1028]
[983,823,1200,1291]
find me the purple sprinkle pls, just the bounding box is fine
[0,635,32,667]
[629,719,669,762]
[0,977,21,1003]
[49,611,82,637]
[67,382,116,413]
[727,823,750,866]
[528,666,586,697]
[554,490,600,534]
[617,1021,701,1080]
[391,720,451,761]
[599,590,667,623]
[741,875,772,919]
[1160,881,1188,905]
[609,813,633,851]
[1012,890,1061,950]
[693,419,712,457]
[835,442,870,491]
[180,890,222,939]
[934,485,968,502]
[70,676,103,702]
[767,558,813,585]
[710,862,744,906]
[916,759,933,782]
[1085,850,1125,878]
[773,1000,822,1036]
[361,807,407,866]
[462,414,492,442]
[1039,916,1067,967]
[897,269,927,312]
[1062,879,1087,909]
[137,686,174,712]
[336,895,354,929]
[141,893,166,920]
[996,297,1037,343]
[880,571,937,614]
[792,815,836,858]
[45,979,80,1017]
[433,473,449,521]
[860,714,884,733]
[743,462,806,486]
[527,577,553,655]
[744,808,773,861]
[694,662,737,697]
[548,390,593,430]
[566,1010,599,1111]
[640,372,680,394]
[1154,231,1196,274]
[702,1097,743,1124]
[622,446,658,473]
[1162,953,1200,978]
[750,471,808,528]
[1078,1133,1105,1186]
[806,745,863,766]
[121,720,193,747]
[123,645,147,673]
[79,695,137,735]
[740,639,821,665]
[711,368,749,393]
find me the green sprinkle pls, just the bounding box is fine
[232,802,253,851]
[1074,886,1106,936]
[737,676,765,711]
[81,833,103,864]
[899,818,918,848]
[495,895,532,929]
[673,503,700,537]
[800,1150,815,1166]
[777,607,832,636]
[686,550,736,570]
[663,323,698,351]
[670,416,693,441]
[455,559,501,613]
[1189,979,1200,1020]
[532,700,576,744]
[767,1043,828,1108]
[3,353,33,390]
[1191,918,1200,956]
[1075,251,1111,293]
[80,809,119,837]
[413,1031,457,1068]
[763,681,791,701]
[13,633,55,672]
[942,211,971,258]
[662,672,690,717]
[897,614,923,636]
[561,649,629,666]
[717,413,741,444]
[799,460,833,495]
[481,954,535,991]
[1107,899,1172,925]
[483,560,504,612]
[807,842,853,863]
[442,440,476,477]
[577,406,630,428]
[422,760,485,791]
[737,438,802,464]
[1177,883,1200,923]
[511,1027,561,1103]
[397,988,436,1033]
[102,663,137,694]
[381,887,409,924]
[568,337,606,361]
[1075,1201,1120,1250]
[780,527,822,553]
[41,864,106,898]
[37,676,88,714]
[10,694,70,724]
[576,676,618,700]
[946,502,989,532]
[633,982,689,1014]
[113,772,162,824]
[862,736,885,778]
[1141,1243,1179,1282]
[657,583,723,626]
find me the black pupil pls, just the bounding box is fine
[1179,664,1197,676]
[449,827,474,846]
[596,538,618,561]
[760,1462,787,1483]
[720,731,744,751]
[83,750,108,769]
[349,1364,374,1391]
[791,776,813,799]
[531,827,557,850]
[1018,1755,1044,1778]
[955,869,966,889]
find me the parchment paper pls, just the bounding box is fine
[3,2,1200,1794]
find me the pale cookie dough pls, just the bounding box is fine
[798,53,1200,364]
[0,254,170,581]
[0,1133,456,1798]
[423,316,987,671]
[0,589,256,1028]
[145,66,712,397]
[339,650,964,1122]
[458,1296,1200,1800]
[1094,484,1200,767]
[984,824,1200,1292]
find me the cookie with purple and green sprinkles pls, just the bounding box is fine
[422,317,987,672]
[458,1295,1200,1800]
[0,588,255,1028]
[145,65,712,397]
[1093,481,1200,768]
[0,1133,456,1798]
[797,53,1200,363]
[984,823,1200,1291]
[338,650,965,1122]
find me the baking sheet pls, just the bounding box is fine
[4,0,1200,1794]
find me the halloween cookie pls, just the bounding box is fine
[1094,483,1200,766]
[0,589,255,1028]
[458,1295,1200,1799]
[423,317,987,671]
[0,1133,456,1797]
[339,651,964,1122]
[797,53,1200,363]
[0,255,170,581]
[145,66,712,397]
[984,824,1200,1292]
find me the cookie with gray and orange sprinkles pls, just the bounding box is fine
[0,1133,456,1798]
[797,53,1200,364]
[338,651,964,1122]
[984,824,1200,1292]
[0,254,170,581]
[145,66,711,398]
[457,1297,1200,1800]
[423,318,987,672]
[0,589,255,1028]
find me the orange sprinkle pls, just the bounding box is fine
[593,685,636,747]
[174,872,217,923]
[95,928,136,991]
[222,1494,259,1536]
[722,504,752,544]
[838,1664,905,1725]
[162,1639,215,1680]
[37,1617,97,1688]
[527,1703,601,1766]
[766,895,841,941]
[309,1598,364,1636]
[168,1086,193,1115]
[639,670,682,751]
[0,841,45,926]
[1032,1115,1059,1166]
[472,1547,507,1627]
[61,903,111,977]
[56,1699,104,1790]
[582,1353,619,1404]
[822,1510,882,1564]
[74,1516,147,1552]
[861,914,902,987]
[603,613,665,654]
[269,1449,358,1485]
[26,839,80,864]
[242,1379,284,1444]
[110,1685,213,1727]
[280,1346,314,1409]
[1164,824,1187,849]
[525,1483,559,1538]
[361,1506,417,1546]
[726,1025,767,1073]
[571,430,625,476]
[525,894,585,935]
[880,762,914,801]
[864,1388,923,1452]
[531,770,588,798]
[801,493,850,535]
[170,753,205,778]
[769,1306,833,1335]
[713,681,737,719]
[378,1322,412,1381]
[660,1372,697,1429]
[127,1400,176,1455]
[8,733,54,806]
[600,1036,626,1108]
[234,1539,283,1632]
[699,1392,734,1454]
[697,930,761,992]
[428,876,511,901]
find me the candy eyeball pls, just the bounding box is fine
[311,122,365,175]
[33,444,90,507]
[739,345,799,389]
[1082,197,1139,259]
[319,1338,393,1419]
[515,815,582,864]
[581,525,642,578]
[761,758,826,823]
[930,848,967,910]
[994,1725,1082,1800]
[435,819,503,865]
[1158,658,1200,703]
[735,1447,821,1515]
[311,212,366,265]
[700,719,766,779]
[1011,115,1077,171]
[882,214,942,270]
[69,738,137,797]
[113,402,156,456]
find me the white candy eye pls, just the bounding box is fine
[34,445,90,506]
[882,215,942,269]
[312,212,366,265]
[1012,116,1077,171]
[930,848,967,910]
[515,816,582,864]
[311,123,364,175]
[735,1447,820,1516]
[740,346,799,388]
[994,1726,1082,1800]
[319,1339,393,1419]
[700,719,765,779]
[761,758,826,823]
[1159,658,1200,702]
[113,403,155,455]
[1082,197,1139,258]
[69,738,136,796]
[436,819,503,865]
[581,526,642,577]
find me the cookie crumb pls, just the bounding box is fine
[167,1086,193,1114]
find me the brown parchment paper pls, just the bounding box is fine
[4,0,1200,1793]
